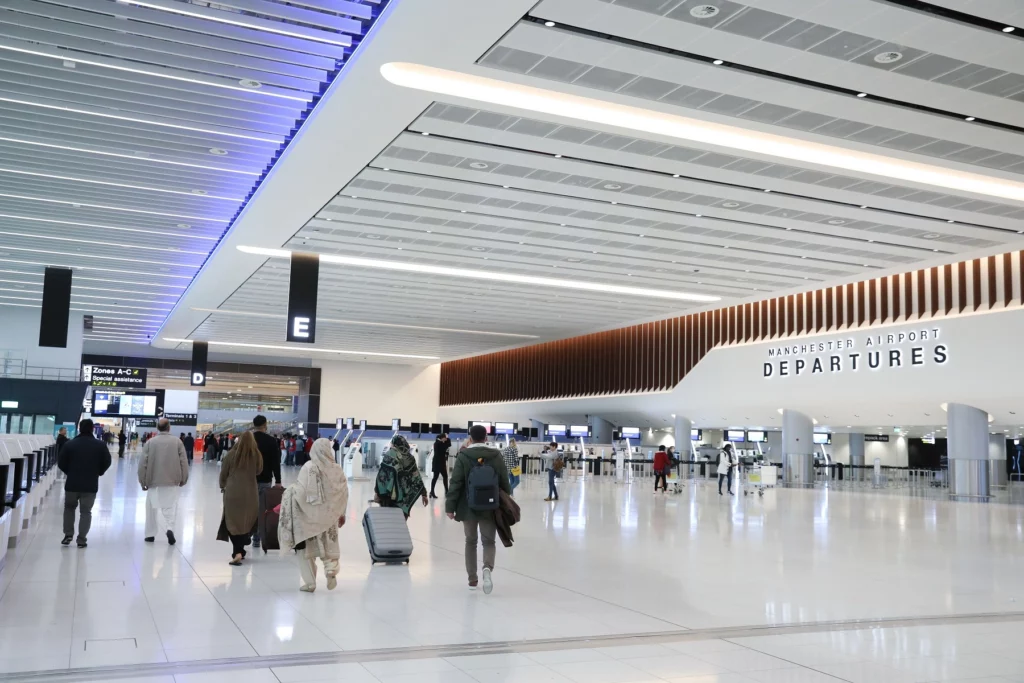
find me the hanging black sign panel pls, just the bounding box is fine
[39,267,72,348]
[286,252,319,343]
[864,434,890,442]
[190,341,208,387]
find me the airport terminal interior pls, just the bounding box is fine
[4,0,1024,681]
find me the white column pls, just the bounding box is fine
[782,409,814,487]
[848,433,865,481]
[947,403,990,500]
[674,415,692,479]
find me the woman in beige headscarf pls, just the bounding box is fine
[279,438,349,592]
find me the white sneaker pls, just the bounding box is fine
[482,567,493,595]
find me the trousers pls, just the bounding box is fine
[654,472,668,491]
[145,486,180,537]
[462,516,497,584]
[63,492,97,541]
[547,469,558,499]
[719,468,734,494]
[297,553,340,591]
[430,470,448,496]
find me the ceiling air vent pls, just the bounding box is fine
[690,5,721,18]
[874,51,903,64]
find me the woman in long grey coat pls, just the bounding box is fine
[218,431,262,565]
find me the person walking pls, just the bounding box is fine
[285,434,296,467]
[56,426,69,454]
[542,443,563,502]
[182,432,195,465]
[429,432,451,499]
[502,438,521,494]
[445,424,512,593]
[653,445,670,493]
[374,435,427,518]
[117,429,127,459]
[218,431,262,565]
[280,438,349,592]
[57,418,112,548]
[251,415,282,549]
[718,443,737,496]
[138,418,189,545]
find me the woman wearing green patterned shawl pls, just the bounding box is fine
[374,434,428,518]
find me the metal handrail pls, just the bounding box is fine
[0,355,81,382]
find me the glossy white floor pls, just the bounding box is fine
[2,451,1024,682]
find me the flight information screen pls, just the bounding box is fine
[93,392,158,417]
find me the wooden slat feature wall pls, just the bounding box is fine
[440,251,1024,405]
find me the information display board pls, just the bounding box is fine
[569,425,591,437]
[546,424,567,437]
[813,432,832,445]
[83,365,147,389]
[691,428,703,441]
[620,427,641,439]
[494,422,517,435]
[93,392,158,417]
[726,429,746,442]
[747,430,767,443]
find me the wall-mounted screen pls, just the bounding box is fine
[726,429,746,442]
[359,419,367,431]
[546,424,567,437]
[691,428,702,441]
[392,418,401,432]
[410,422,421,433]
[430,423,442,434]
[470,421,493,434]
[620,427,641,439]
[747,430,767,443]
[93,392,158,417]
[569,424,591,437]
[813,432,832,445]
[494,422,517,435]
[345,418,354,430]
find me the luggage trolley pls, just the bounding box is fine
[743,463,777,496]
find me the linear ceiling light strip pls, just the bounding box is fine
[163,337,439,360]
[189,306,540,338]
[237,245,719,302]
[0,137,261,176]
[380,63,1024,203]
[0,97,282,143]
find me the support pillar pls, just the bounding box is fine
[989,434,1008,489]
[782,409,814,487]
[674,415,692,479]
[849,433,865,481]
[589,416,614,444]
[947,403,990,501]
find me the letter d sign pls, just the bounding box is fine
[190,341,208,387]
[191,372,205,385]
[286,252,319,343]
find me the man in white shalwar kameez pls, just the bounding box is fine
[138,418,189,545]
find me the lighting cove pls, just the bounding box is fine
[763,328,948,378]
[163,338,439,361]
[380,62,1024,203]
[236,246,719,303]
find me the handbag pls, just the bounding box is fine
[511,466,522,476]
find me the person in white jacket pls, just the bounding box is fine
[718,443,737,496]
[138,419,189,545]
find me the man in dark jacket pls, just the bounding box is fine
[182,432,194,464]
[251,415,282,549]
[117,430,127,459]
[445,424,511,594]
[430,433,451,499]
[55,426,69,454]
[57,418,112,548]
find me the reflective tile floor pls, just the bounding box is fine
[2,453,1023,681]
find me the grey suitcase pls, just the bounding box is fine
[362,506,413,564]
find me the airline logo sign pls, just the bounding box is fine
[763,327,948,379]
[83,365,148,388]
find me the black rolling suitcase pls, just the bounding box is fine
[260,485,285,553]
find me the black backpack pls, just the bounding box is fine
[467,456,500,511]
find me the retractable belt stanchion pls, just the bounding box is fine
[8,455,25,547]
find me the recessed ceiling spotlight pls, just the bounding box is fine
[176,223,191,229]
[471,246,486,251]
[421,131,429,136]
[469,162,488,169]
[208,148,228,156]
[611,201,618,205]
[947,219,955,223]
[696,214,702,217]
[238,78,262,89]
[638,234,645,237]
[544,20,556,27]
[1004,26,1015,32]
[690,4,720,18]
[827,219,845,225]
[763,188,771,192]
[712,59,724,65]
[923,233,940,239]
[554,154,562,158]
[856,92,868,98]
[874,51,903,64]
[933,248,940,252]
[723,201,739,208]
[566,257,581,262]
[365,234,381,239]
[190,189,207,195]
[603,183,622,190]
[655,268,665,272]
[860,205,868,209]
[502,185,509,189]
[965,116,975,122]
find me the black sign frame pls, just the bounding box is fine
[286,252,319,343]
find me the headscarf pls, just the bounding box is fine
[375,434,426,516]
[279,438,349,551]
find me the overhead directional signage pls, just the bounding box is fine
[865,434,890,442]
[191,341,208,387]
[286,252,320,343]
[83,365,148,389]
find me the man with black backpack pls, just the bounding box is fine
[445,424,512,594]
